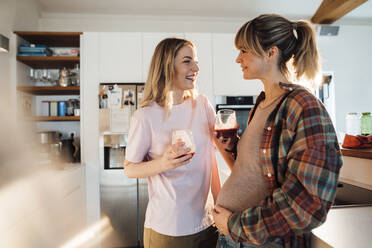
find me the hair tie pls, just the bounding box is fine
[292,22,298,40]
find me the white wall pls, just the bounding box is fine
[318,25,372,133]
[0,0,39,122]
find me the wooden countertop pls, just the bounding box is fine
[341,148,372,160]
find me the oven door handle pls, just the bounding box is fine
[217,105,254,109]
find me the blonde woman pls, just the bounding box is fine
[212,14,343,248]
[124,38,220,248]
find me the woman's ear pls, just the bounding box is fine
[267,46,279,60]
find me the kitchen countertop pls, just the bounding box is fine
[312,206,372,248]
[341,148,372,160]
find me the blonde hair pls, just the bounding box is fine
[235,14,322,87]
[140,37,197,116]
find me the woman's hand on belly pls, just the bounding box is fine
[213,204,232,236]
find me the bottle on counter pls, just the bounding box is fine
[345,112,360,135]
[360,112,372,135]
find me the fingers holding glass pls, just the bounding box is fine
[171,129,196,159]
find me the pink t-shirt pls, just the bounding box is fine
[126,95,217,236]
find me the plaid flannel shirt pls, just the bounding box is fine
[228,83,343,247]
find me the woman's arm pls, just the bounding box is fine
[211,155,221,202]
[201,95,237,170]
[124,144,193,178]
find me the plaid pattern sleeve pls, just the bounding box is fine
[227,85,343,247]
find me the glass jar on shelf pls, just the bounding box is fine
[360,112,372,135]
[345,112,360,135]
[70,64,80,86]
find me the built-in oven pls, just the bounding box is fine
[216,96,257,136]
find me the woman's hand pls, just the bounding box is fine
[159,142,193,172]
[124,142,193,178]
[213,132,239,152]
[213,205,233,236]
[213,132,239,170]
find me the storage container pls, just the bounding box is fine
[361,112,372,135]
[41,101,50,116]
[58,101,66,116]
[345,112,360,135]
[50,101,58,116]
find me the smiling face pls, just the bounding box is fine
[172,45,199,92]
[235,48,268,80]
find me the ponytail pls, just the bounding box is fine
[292,20,321,84]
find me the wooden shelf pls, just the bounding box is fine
[17,86,80,95]
[16,56,79,69]
[23,116,80,121]
[341,148,372,160]
[15,31,82,124]
[14,31,82,47]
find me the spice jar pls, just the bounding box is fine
[360,112,372,135]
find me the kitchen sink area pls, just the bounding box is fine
[312,181,372,248]
[332,182,372,208]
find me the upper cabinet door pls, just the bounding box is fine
[212,33,263,96]
[99,33,142,82]
[141,32,184,82]
[185,33,215,106]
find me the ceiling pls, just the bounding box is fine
[36,0,372,22]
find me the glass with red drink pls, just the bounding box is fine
[171,129,196,158]
[215,109,239,139]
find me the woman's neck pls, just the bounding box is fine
[261,71,289,105]
[172,89,185,105]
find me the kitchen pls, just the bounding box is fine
[1,0,372,247]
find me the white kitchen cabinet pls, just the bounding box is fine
[0,166,86,248]
[99,32,142,82]
[340,156,372,190]
[185,33,215,106]
[141,32,184,81]
[212,33,263,96]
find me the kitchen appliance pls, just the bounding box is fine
[37,131,61,144]
[99,82,147,248]
[103,134,126,169]
[36,131,62,164]
[60,133,79,163]
[216,96,256,135]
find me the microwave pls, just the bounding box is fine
[215,96,257,136]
